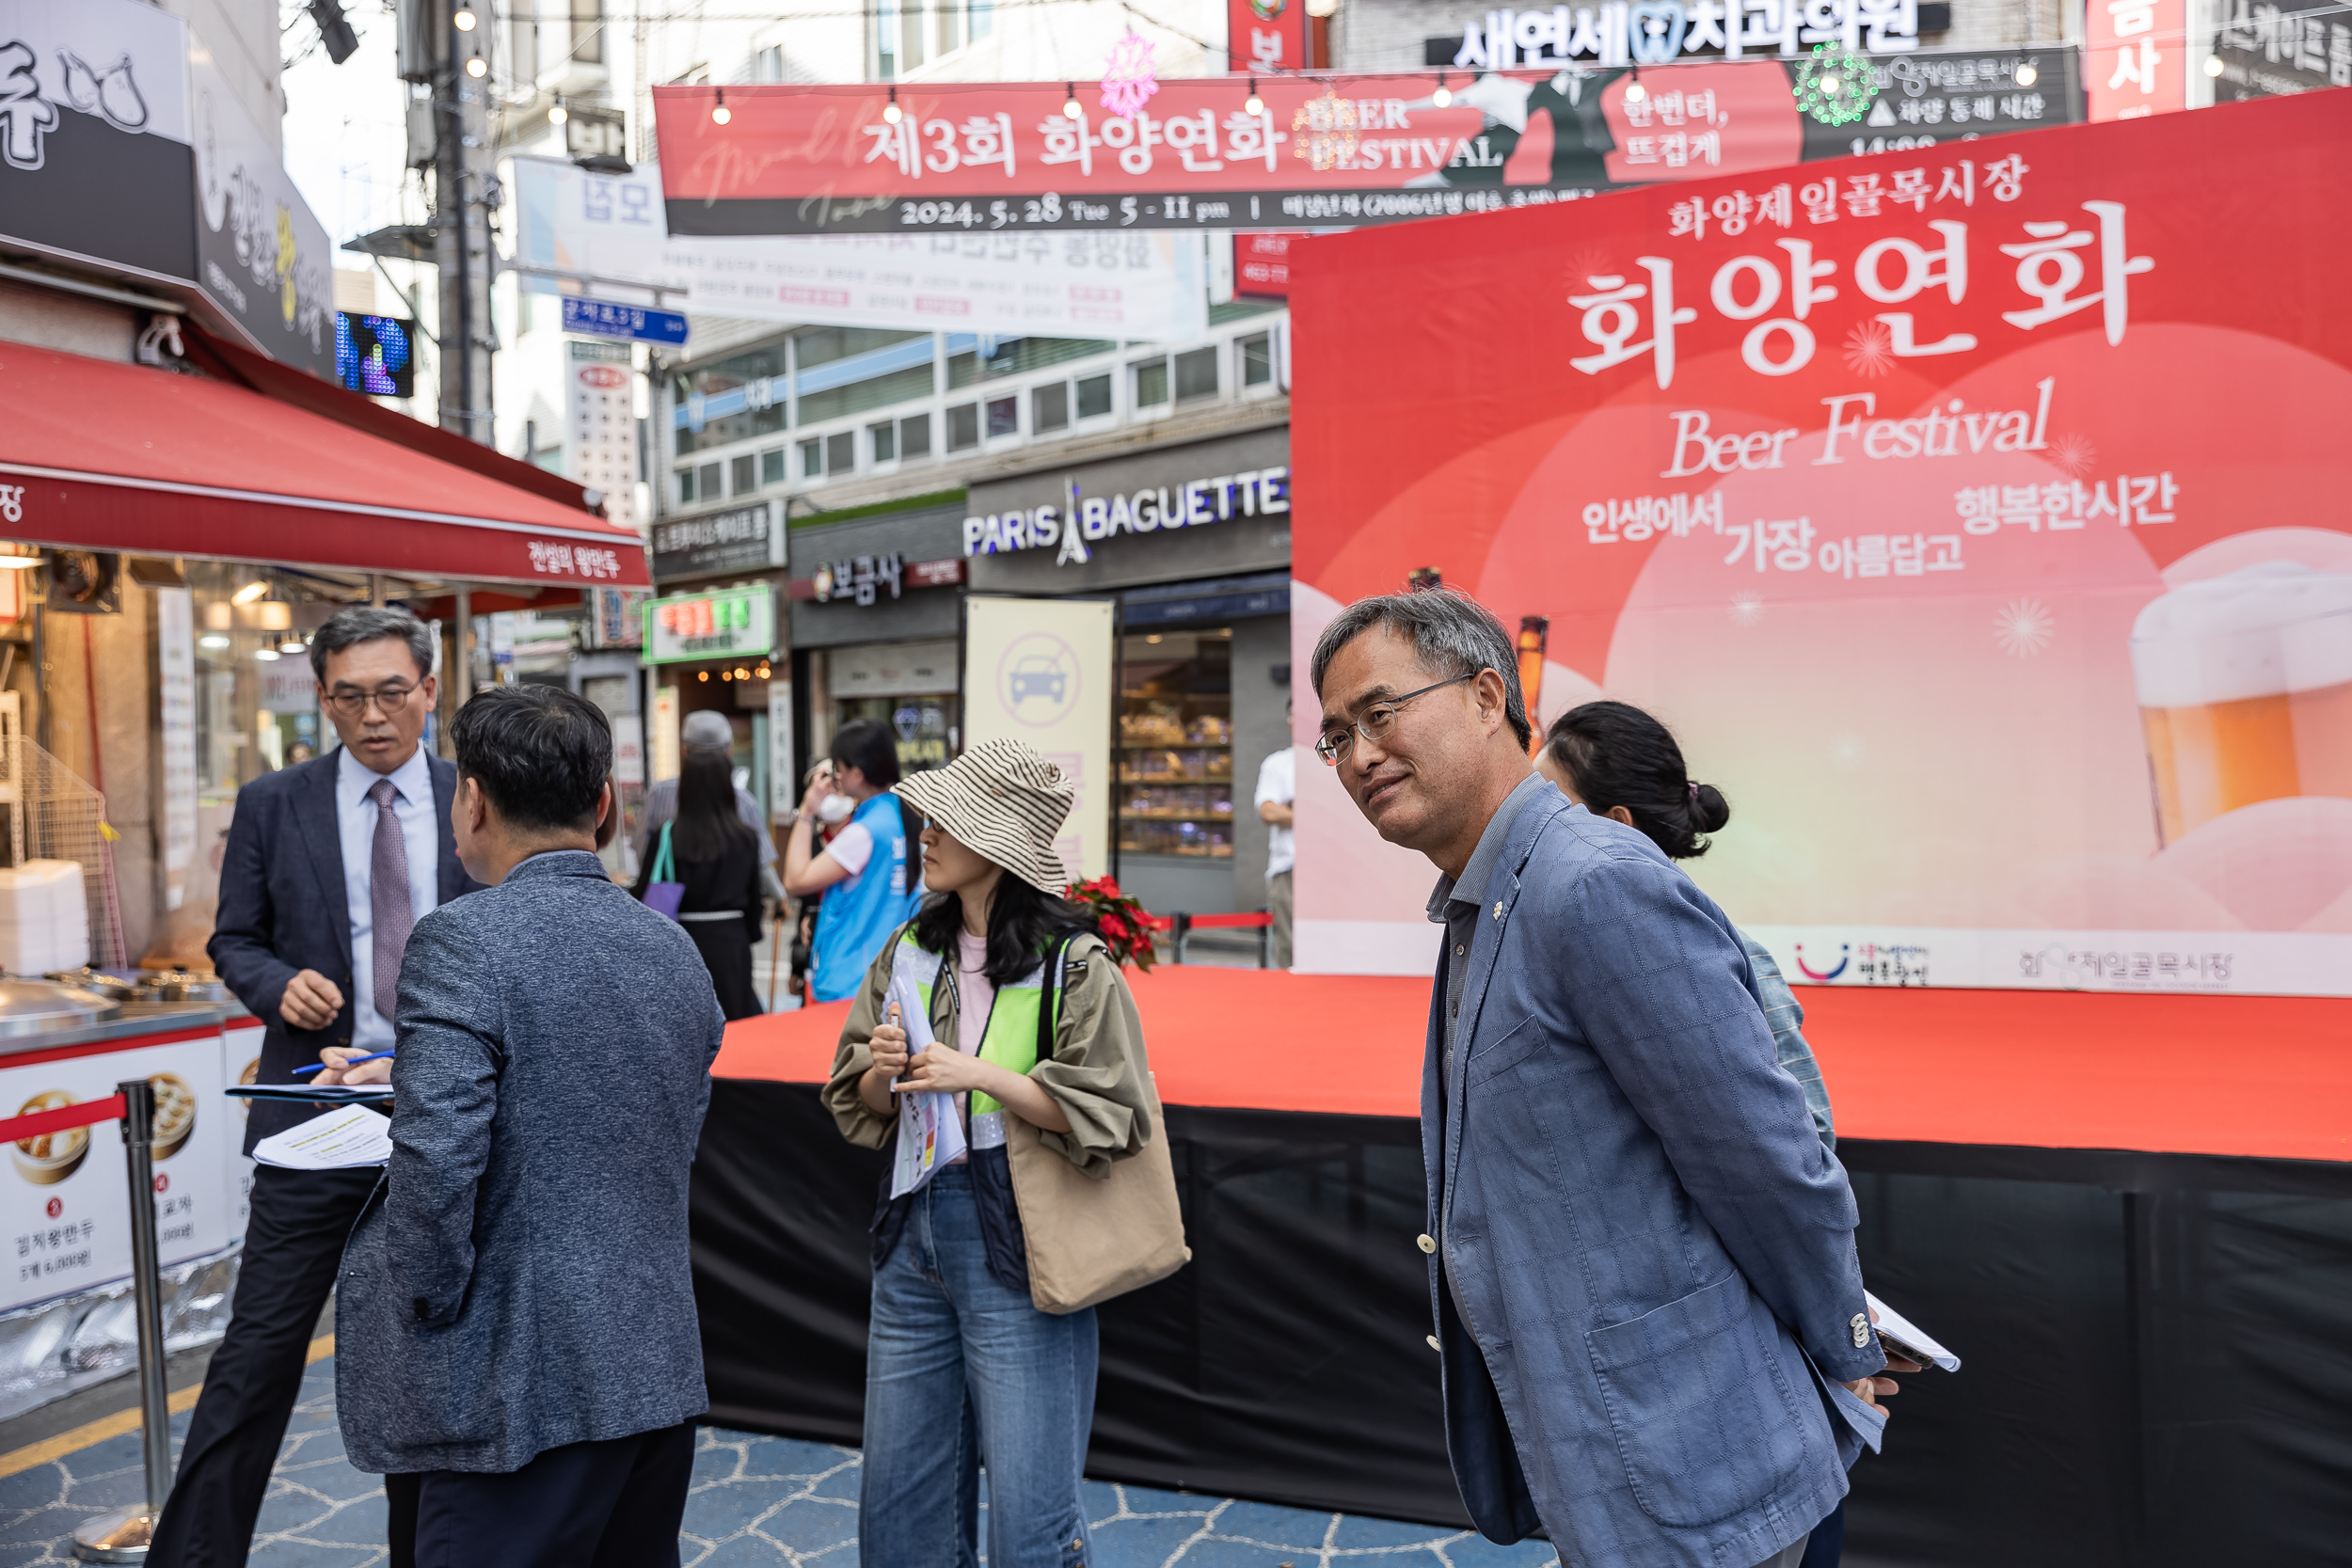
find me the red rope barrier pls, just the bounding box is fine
[0,1093,126,1147]
[1184,911,1273,929]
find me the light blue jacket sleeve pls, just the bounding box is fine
[1740,933,1836,1151]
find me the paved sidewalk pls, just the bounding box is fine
[0,1355,1559,1566]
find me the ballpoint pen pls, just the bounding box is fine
[292,1051,392,1077]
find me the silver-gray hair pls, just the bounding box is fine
[1309,587,1532,750]
[309,606,436,685]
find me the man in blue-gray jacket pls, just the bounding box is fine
[330,685,724,1566]
[1310,590,1898,1568]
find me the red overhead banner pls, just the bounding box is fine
[1288,91,2352,996]
[653,56,2076,234]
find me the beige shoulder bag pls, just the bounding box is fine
[1003,939,1190,1314]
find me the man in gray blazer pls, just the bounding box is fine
[1310,590,1896,1568]
[330,685,723,1565]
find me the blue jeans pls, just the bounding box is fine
[860,1164,1098,1568]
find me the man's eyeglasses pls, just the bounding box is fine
[1313,673,1476,766]
[324,684,421,720]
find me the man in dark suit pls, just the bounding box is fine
[155,606,484,1567]
[335,685,723,1565]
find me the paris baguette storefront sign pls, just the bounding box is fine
[963,448,1291,569]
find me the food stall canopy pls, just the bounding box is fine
[0,341,648,590]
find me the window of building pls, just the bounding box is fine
[794,327,933,423]
[826,431,855,474]
[754,43,785,81]
[1132,357,1168,408]
[676,467,696,503]
[674,343,787,456]
[970,0,994,39]
[730,453,756,495]
[697,460,723,499]
[1174,346,1218,402]
[946,403,979,450]
[1033,382,1069,434]
[571,0,603,65]
[1075,372,1113,420]
[870,420,897,462]
[946,336,1114,389]
[899,412,931,457]
[1239,332,1273,388]
[799,438,822,478]
[760,447,786,485]
[986,395,1018,438]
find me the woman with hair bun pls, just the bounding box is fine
[1538,700,1922,1568]
[1537,699,1831,1144]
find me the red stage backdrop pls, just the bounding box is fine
[1288,89,2352,997]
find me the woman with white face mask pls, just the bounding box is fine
[786,721,926,1001]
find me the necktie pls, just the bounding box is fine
[369,777,415,1025]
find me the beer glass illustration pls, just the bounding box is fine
[2132,562,2352,846]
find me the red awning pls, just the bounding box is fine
[0,340,648,589]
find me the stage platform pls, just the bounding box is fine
[713,967,2352,1163]
[691,968,2352,1567]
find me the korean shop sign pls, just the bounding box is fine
[651,502,781,580]
[1432,0,1951,68]
[965,468,1291,569]
[640,584,776,665]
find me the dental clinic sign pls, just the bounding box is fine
[963,466,1292,567]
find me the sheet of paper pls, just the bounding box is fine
[1866,1290,1962,1372]
[252,1104,394,1171]
[887,972,965,1199]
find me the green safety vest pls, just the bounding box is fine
[887,930,1057,1119]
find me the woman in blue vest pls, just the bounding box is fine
[822,738,1154,1568]
[785,720,924,1002]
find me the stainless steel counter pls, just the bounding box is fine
[0,1003,232,1059]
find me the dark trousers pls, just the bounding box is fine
[395,1421,696,1568]
[150,1164,383,1568]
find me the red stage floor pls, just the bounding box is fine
[714,967,2352,1164]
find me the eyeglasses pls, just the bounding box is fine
[324,684,421,720]
[1314,673,1476,766]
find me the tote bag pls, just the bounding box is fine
[641,821,686,921]
[1003,937,1190,1315]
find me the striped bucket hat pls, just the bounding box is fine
[894,737,1075,895]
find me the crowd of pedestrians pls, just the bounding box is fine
[167,594,1907,1568]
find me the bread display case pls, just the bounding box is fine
[1118,631,1234,859]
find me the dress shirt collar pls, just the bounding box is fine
[1425,769,1549,923]
[337,740,434,807]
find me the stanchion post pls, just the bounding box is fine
[71,1078,172,1562]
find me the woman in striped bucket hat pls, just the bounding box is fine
[821,737,1154,1567]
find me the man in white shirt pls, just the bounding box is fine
[167,607,485,1567]
[1254,698,1297,969]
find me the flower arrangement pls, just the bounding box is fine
[1069,877,1159,971]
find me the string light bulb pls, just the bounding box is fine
[2013,62,2038,86]
[882,86,902,124]
[1622,70,1646,103]
[1432,71,1452,108]
[453,7,477,30]
[711,87,730,125]
[1063,82,1081,119]
[2204,53,2226,74]
[1244,77,1263,116]
[548,101,567,125]
[465,53,486,78]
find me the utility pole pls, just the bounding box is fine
[434,1,497,442]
